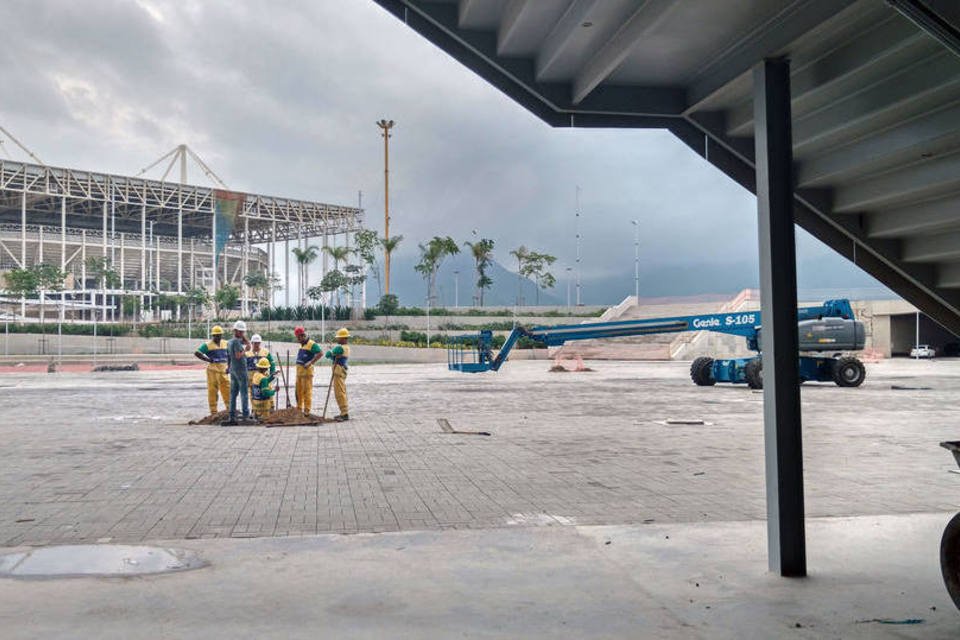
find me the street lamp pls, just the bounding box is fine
[376,119,395,295]
[453,270,459,309]
[566,266,573,313]
[631,220,640,302]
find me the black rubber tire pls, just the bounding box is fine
[941,511,960,611]
[690,357,716,386]
[832,355,866,387]
[744,359,763,390]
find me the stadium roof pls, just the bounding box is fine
[0,159,363,243]
[372,0,960,334]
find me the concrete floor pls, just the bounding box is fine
[0,358,958,636]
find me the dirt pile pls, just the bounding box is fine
[187,408,331,426]
[260,407,330,426]
[189,411,230,425]
[548,365,595,373]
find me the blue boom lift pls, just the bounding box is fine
[448,299,866,388]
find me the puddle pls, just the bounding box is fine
[0,545,207,578]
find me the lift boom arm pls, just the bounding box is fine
[449,299,857,373]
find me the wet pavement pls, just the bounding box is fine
[0,359,957,545]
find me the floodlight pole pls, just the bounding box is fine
[377,119,395,295]
[575,186,582,306]
[632,220,640,302]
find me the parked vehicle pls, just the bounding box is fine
[910,344,936,358]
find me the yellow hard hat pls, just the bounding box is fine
[211,325,224,335]
[256,357,270,369]
[335,328,350,339]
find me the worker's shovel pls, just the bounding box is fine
[321,364,336,420]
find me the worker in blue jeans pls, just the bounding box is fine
[223,320,251,425]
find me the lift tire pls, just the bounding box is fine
[690,357,716,386]
[941,511,960,611]
[832,356,866,387]
[744,359,763,390]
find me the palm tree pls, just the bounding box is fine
[291,245,319,305]
[322,245,352,307]
[464,238,494,306]
[380,235,404,296]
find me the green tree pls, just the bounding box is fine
[510,247,556,306]
[380,234,404,295]
[322,245,353,306]
[185,287,209,321]
[244,270,281,310]
[464,238,495,306]
[354,229,382,297]
[2,267,40,299]
[291,245,320,305]
[415,236,459,307]
[85,256,121,289]
[214,284,240,318]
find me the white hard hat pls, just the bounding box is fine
[250,333,262,343]
[233,320,247,331]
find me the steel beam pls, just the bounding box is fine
[726,21,934,137]
[686,0,858,111]
[571,0,676,104]
[797,101,960,187]
[754,58,806,578]
[939,261,960,288]
[868,194,960,238]
[903,229,960,262]
[833,151,960,212]
[535,0,601,80]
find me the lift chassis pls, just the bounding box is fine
[448,299,867,389]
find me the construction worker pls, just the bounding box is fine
[325,328,351,422]
[245,334,277,375]
[224,320,251,425]
[251,357,276,420]
[294,326,323,415]
[194,325,229,415]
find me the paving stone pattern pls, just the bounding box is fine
[0,360,958,545]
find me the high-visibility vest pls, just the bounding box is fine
[296,339,319,367]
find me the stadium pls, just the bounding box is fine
[0,154,363,321]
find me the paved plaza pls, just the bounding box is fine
[0,359,958,545]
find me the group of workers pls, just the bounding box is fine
[195,321,350,425]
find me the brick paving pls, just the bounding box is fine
[0,360,958,545]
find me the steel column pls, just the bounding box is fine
[60,196,66,322]
[20,191,26,318]
[177,199,183,320]
[102,201,108,321]
[754,58,806,578]
[141,204,147,315]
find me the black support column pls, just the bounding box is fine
[753,58,806,577]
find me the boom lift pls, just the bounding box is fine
[448,299,867,388]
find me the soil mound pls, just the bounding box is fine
[188,408,331,426]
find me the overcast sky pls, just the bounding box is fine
[0,0,884,304]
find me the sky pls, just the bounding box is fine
[0,0,887,305]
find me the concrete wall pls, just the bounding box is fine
[0,333,548,365]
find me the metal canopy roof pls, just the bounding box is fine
[373,0,960,334]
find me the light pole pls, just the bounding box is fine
[376,119,395,295]
[453,270,459,309]
[575,186,582,306]
[631,219,640,302]
[566,266,572,313]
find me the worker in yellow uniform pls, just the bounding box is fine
[193,325,229,415]
[326,328,351,422]
[245,334,277,376]
[251,357,277,420]
[294,326,324,415]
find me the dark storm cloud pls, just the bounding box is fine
[0,0,879,303]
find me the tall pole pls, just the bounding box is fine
[632,220,640,302]
[915,311,920,359]
[376,119,395,295]
[453,270,459,309]
[575,186,582,306]
[566,266,572,311]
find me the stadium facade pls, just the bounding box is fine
[0,159,363,321]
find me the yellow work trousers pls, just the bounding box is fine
[252,398,274,419]
[333,365,348,416]
[206,367,229,414]
[296,368,314,413]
